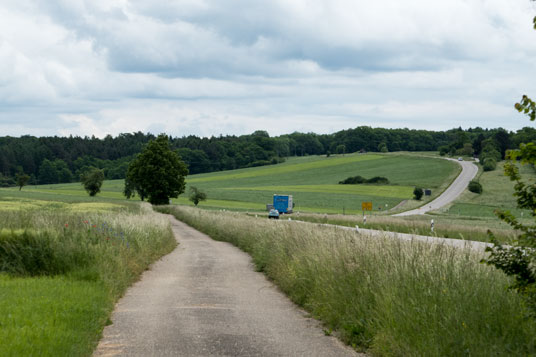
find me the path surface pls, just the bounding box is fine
[95,216,358,357]
[394,159,478,216]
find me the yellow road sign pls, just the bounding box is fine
[362,202,373,211]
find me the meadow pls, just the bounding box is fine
[160,205,536,356]
[283,211,518,243]
[0,196,176,356]
[5,152,459,214]
[438,161,534,220]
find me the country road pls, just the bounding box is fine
[393,158,478,216]
[95,216,359,357]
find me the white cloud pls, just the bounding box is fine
[0,0,535,138]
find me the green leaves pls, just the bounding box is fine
[80,168,104,196]
[124,135,188,205]
[515,95,536,122]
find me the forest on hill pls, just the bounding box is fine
[0,126,534,187]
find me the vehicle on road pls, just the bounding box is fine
[268,209,280,219]
[458,157,463,161]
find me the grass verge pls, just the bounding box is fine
[0,202,176,356]
[285,212,517,244]
[159,205,536,356]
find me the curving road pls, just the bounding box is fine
[95,216,359,356]
[393,159,478,217]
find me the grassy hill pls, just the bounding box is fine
[1,153,459,214]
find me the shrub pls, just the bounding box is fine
[339,176,366,184]
[482,158,497,172]
[413,187,424,200]
[468,180,483,194]
[339,176,389,185]
[438,146,449,156]
[367,176,390,184]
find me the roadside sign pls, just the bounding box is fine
[361,202,373,211]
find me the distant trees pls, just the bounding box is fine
[413,187,424,200]
[16,172,29,191]
[125,135,188,205]
[189,186,207,206]
[339,176,390,185]
[0,126,532,187]
[37,159,72,184]
[81,168,104,196]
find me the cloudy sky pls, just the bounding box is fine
[1,0,535,138]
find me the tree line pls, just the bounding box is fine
[1,126,535,186]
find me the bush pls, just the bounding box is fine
[367,176,390,184]
[438,146,449,156]
[339,176,366,184]
[482,158,497,172]
[468,180,483,194]
[413,187,424,200]
[339,176,389,185]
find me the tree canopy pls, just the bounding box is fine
[125,135,188,205]
[81,168,104,196]
[189,186,207,206]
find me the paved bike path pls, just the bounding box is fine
[95,216,358,356]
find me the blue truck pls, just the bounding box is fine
[273,194,293,214]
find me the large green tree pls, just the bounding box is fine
[125,135,188,205]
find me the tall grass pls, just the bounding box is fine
[0,202,176,356]
[161,205,536,356]
[288,212,517,244]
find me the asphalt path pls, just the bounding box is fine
[393,159,478,216]
[95,215,359,357]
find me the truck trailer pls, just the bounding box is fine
[273,194,293,214]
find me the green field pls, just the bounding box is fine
[1,153,459,214]
[436,161,533,221]
[0,197,176,356]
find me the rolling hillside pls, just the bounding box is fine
[1,153,459,214]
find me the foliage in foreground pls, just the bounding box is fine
[483,94,536,312]
[161,206,536,356]
[0,202,176,356]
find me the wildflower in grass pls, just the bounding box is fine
[64,224,68,227]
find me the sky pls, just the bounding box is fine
[1,0,535,138]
